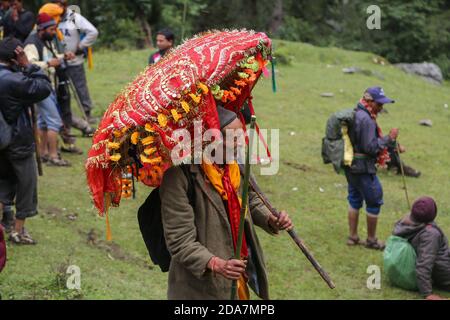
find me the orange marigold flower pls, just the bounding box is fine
[230,87,241,95]
[107,142,121,150]
[189,93,201,105]
[181,101,190,113]
[113,130,122,138]
[248,74,257,82]
[140,154,162,165]
[110,154,122,162]
[144,147,157,156]
[171,109,182,122]
[234,80,247,88]
[131,132,140,145]
[221,93,228,103]
[158,113,168,127]
[142,136,156,146]
[197,82,209,94]
[145,123,155,133]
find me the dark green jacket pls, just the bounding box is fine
[393,216,450,296]
[160,165,277,300]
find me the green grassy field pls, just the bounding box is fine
[1,40,449,300]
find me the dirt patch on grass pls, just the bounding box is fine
[43,206,64,218]
[80,229,153,270]
[283,161,315,172]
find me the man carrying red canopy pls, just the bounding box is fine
[159,106,293,300]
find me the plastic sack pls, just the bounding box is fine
[383,236,418,291]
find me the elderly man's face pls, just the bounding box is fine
[221,118,245,164]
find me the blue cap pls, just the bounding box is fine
[364,87,395,105]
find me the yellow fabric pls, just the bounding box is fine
[202,162,248,299]
[104,193,113,241]
[341,124,354,166]
[201,162,241,201]
[238,276,250,300]
[88,47,94,70]
[56,29,64,41]
[39,4,64,24]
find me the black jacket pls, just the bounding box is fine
[0,64,51,159]
[393,216,450,296]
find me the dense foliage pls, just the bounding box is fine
[23,0,450,78]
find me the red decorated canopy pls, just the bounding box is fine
[86,30,272,214]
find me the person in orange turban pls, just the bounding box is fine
[39,3,64,40]
[39,3,63,24]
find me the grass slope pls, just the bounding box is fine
[0,41,449,300]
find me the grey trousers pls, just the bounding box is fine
[0,154,38,220]
[66,64,93,116]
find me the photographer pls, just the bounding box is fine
[0,37,52,245]
[24,13,76,165]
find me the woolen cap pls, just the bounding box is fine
[411,196,438,223]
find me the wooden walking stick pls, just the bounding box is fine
[230,116,257,300]
[31,105,43,177]
[396,141,411,210]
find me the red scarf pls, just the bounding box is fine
[202,163,248,258]
[360,99,390,167]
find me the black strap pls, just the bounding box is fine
[180,164,195,206]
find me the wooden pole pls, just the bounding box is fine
[230,116,257,300]
[396,141,411,210]
[31,105,43,177]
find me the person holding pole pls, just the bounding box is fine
[345,87,398,250]
[159,106,293,300]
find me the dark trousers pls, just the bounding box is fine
[56,81,76,145]
[66,64,93,115]
[0,154,38,220]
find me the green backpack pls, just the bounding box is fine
[322,108,355,173]
[383,236,418,291]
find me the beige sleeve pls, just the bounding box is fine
[24,44,48,71]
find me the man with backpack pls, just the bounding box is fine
[392,197,450,300]
[345,87,398,250]
[0,37,52,244]
[158,107,293,300]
